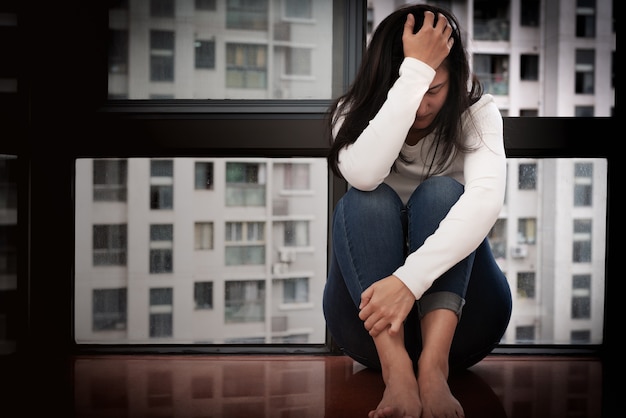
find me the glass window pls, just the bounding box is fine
[575,49,595,94]
[573,219,592,263]
[194,161,213,190]
[107,0,336,99]
[574,162,593,206]
[226,162,266,206]
[520,0,540,27]
[93,288,127,331]
[517,271,536,299]
[194,281,213,309]
[520,54,539,81]
[195,222,214,250]
[572,274,591,319]
[93,159,127,201]
[473,53,509,95]
[517,218,536,244]
[488,218,506,259]
[93,224,127,266]
[518,163,536,189]
[576,0,596,37]
[150,224,173,273]
[473,0,510,41]
[225,280,265,323]
[151,160,174,209]
[282,277,309,304]
[149,287,173,337]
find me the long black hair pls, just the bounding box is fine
[327,4,483,179]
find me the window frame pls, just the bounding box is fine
[6,0,616,358]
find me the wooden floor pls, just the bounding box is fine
[56,354,606,418]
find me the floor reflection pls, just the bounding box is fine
[73,355,602,418]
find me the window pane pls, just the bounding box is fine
[75,157,607,346]
[107,0,337,99]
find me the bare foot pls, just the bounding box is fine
[417,367,465,418]
[368,368,421,418]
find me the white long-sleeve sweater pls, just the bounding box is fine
[335,57,506,300]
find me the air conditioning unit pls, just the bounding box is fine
[279,249,296,263]
[510,245,528,258]
[272,262,288,275]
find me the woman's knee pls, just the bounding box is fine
[407,176,464,211]
[339,183,403,217]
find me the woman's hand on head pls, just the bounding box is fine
[358,275,416,338]
[403,11,454,70]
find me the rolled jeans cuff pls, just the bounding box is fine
[417,291,466,320]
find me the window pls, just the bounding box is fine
[575,49,595,94]
[150,0,174,18]
[195,40,215,69]
[284,47,312,76]
[520,0,540,26]
[226,162,266,206]
[194,161,214,190]
[572,275,591,319]
[150,288,173,338]
[150,30,175,82]
[516,325,535,343]
[93,159,127,201]
[518,163,536,189]
[224,280,265,323]
[520,54,539,81]
[194,282,213,309]
[282,277,309,304]
[194,222,214,250]
[93,224,127,266]
[473,54,509,95]
[517,272,536,299]
[576,0,596,38]
[284,220,309,247]
[487,219,507,259]
[195,0,216,11]
[285,0,312,19]
[225,221,265,265]
[281,162,310,190]
[150,224,173,273]
[573,219,592,263]
[575,106,594,117]
[93,288,127,331]
[473,0,510,41]
[108,30,128,74]
[226,43,268,89]
[226,0,268,30]
[571,330,591,343]
[574,162,593,206]
[150,159,173,209]
[517,218,536,244]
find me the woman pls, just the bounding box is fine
[323,4,512,418]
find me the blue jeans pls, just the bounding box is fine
[323,177,512,372]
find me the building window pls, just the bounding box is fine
[195,40,216,69]
[488,219,507,259]
[195,0,216,11]
[574,162,593,206]
[93,159,127,201]
[194,282,213,309]
[93,288,127,331]
[572,274,591,319]
[225,221,265,265]
[473,53,509,95]
[150,224,173,273]
[517,218,536,244]
[520,54,539,81]
[575,49,595,94]
[519,109,538,117]
[284,220,309,247]
[575,106,594,117]
[520,0,540,27]
[576,0,596,38]
[226,43,268,89]
[150,30,175,82]
[517,271,536,299]
[224,280,265,323]
[194,222,214,250]
[516,325,535,343]
[518,163,536,189]
[282,277,309,304]
[150,159,173,209]
[150,0,174,17]
[108,30,128,74]
[282,163,310,190]
[573,219,592,263]
[225,162,266,206]
[93,224,127,266]
[473,0,510,41]
[226,0,268,30]
[195,161,214,189]
[571,330,591,343]
[285,0,312,19]
[150,288,173,338]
